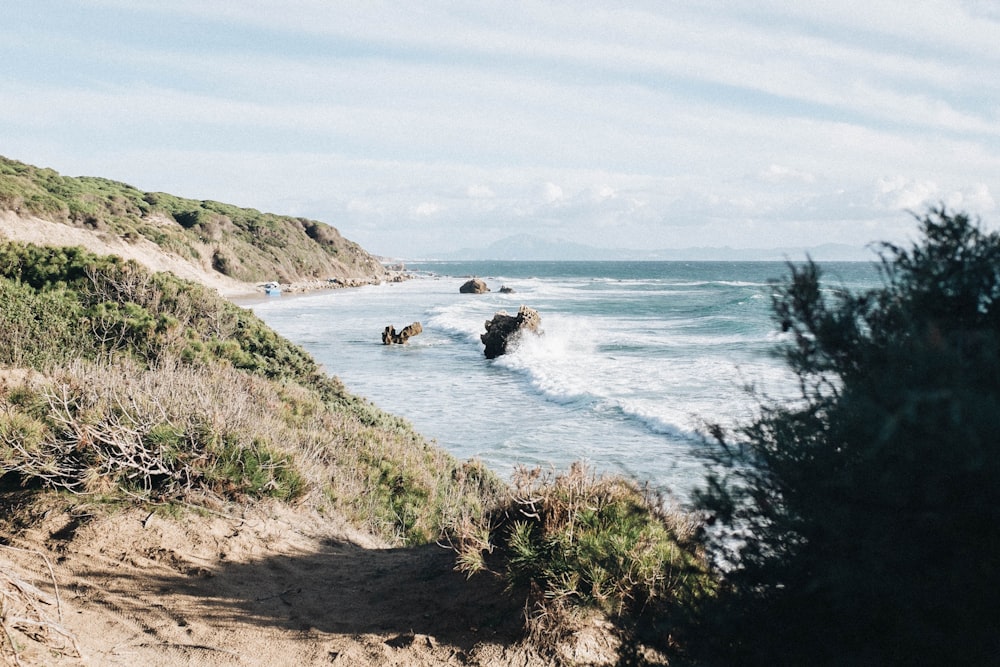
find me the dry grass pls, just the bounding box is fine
[0,356,503,546]
[0,544,81,665]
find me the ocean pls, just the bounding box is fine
[248,260,879,504]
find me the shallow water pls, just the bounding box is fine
[249,261,878,504]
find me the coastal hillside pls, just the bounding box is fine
[0,155,387,292]
[0,160,701,665]
[0,239,552,665]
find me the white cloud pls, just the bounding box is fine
[944,183,997,214]
[593,185,616,200]
[412,202,441,217]
[876,177,940,211]
[542,182,564,203]
[466,184,495,199]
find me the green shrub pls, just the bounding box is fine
[455,463,710,636]
[212,247,237,275]
[0,280,87,367]
[0,241,120,291]
[204,434,305,501]
[366,456,431,541]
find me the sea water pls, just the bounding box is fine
[248,261,878,504]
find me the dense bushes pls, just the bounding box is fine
[0,241,350,385]
[0,281,86,368]
[686,208,1000,665]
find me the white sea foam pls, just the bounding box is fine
[249,260,877,501]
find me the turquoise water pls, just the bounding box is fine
[249,261,879,504]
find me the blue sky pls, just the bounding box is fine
[2,1,999,258]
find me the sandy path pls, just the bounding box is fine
[1,500,571,666]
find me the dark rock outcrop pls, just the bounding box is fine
[481,306,541,359]
[382,321,423,345]
[459,278,490,294]
[499,285,515,293]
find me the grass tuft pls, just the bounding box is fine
[453,462,713,638]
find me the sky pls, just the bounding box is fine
[2,1,999,259]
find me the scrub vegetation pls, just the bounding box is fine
[0,155,385,284]
[0,240,497,544]
[5,156,990,665]
[453,463,712,653]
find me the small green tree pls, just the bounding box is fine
[686,208,1000,666]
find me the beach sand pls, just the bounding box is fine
[0,497,606,666]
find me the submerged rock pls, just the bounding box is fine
[481,306,541,359]
[459,278,490,294]
[382,321,423,345]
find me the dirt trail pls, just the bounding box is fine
[1,498,608,666]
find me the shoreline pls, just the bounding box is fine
[0,209,414,304]
[224,271,413,303]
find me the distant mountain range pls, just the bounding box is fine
[427,234,875,262]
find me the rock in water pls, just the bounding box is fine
[382,321,423,344]
[481,306,541,359]
[459,278,490,294]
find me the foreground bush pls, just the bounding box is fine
[0,361,305,502]
[687,208,1000,665]
[454,463,711,644]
